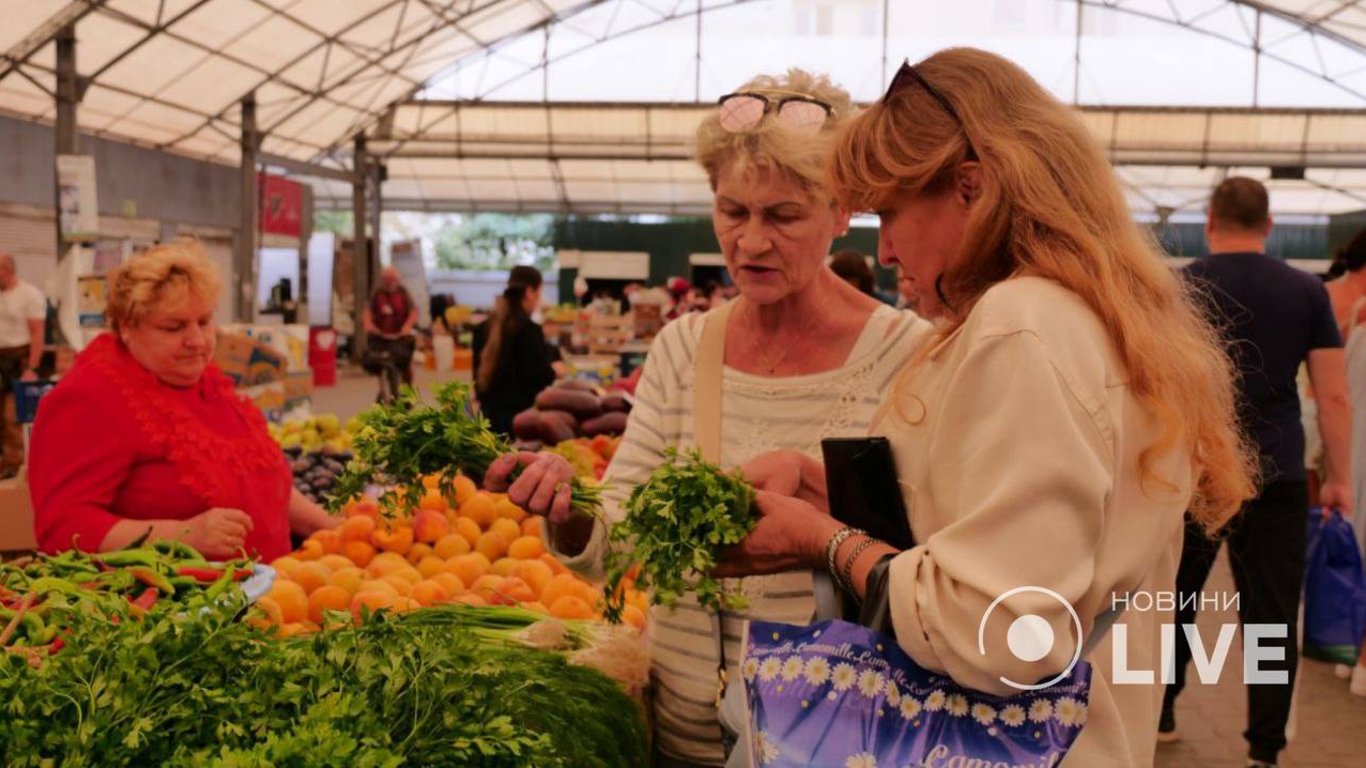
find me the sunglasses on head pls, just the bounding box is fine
[883,59,979,161]
[717,90,833,136]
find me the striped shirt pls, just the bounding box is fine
[551,304,929,765]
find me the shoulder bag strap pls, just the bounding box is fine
[693,300,736,465]
[1349,296,1366,336]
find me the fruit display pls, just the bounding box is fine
[259,479,649,635]
[287,449,352,504]
[550,435,621,480]
[266,412,357,454]
[512,380,633,446]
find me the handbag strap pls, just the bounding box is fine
[694,301,739,755]
[1348,297,1366,336]
[694,301,736,465]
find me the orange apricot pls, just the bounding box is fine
[507,535,546,560]
[493,497,528,523]
[310,529,343,555]
[406,543,435,565]
[451,474,478,507]
[410,580,451,606]
[266,581,308,624]
[412,509,451,544]
[371,525,414,555]
[515,559,554,599]
[434,533,471,559]
[430,573,465,596]
[459,494,497,529]
[342,540,377,568]
[307,585,352,624]
[453,517,482,548]
[520,517,545,538]
[489,518,522,545]
[549,595,594,620]
[318,554,354,572]
[416,556,447,579]
[341,515,377,543]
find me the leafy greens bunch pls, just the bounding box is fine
[329,382,602,520]
[0,592,646,767]
[603,448,756,622]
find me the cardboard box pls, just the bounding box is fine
[241,381,286,423]
[0,476,37,553]
[215,330,287,387]
[284,369,313,411]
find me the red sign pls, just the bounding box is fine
[258,172,303,237]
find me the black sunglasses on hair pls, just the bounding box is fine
[883,59,979,161]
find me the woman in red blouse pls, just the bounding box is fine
[28,241,337,561]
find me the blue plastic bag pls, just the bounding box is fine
[1303,508,1366,665]
[743,620,1090,768]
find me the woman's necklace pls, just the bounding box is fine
[745,305,819,374]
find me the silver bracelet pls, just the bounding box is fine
[840,535,881,596]
[825,526,865,594]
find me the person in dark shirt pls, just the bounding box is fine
[1162,177,1352,768]
[471,266,556,437]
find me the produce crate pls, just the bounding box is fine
[14,380,57,425]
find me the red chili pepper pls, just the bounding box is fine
[48,637,64,655]
[127,587,158,613]
[176,566,253,583]
[128,567,174,594]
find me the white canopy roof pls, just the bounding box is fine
[3,1,1366,216]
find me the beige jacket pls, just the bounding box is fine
[876,276,1192,767]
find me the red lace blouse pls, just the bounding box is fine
[28,334,292,560]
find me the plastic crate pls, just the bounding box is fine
[14,380,57,425]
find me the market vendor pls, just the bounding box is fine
[715,49,1258,765]
[28,241,338,561]
[486,69,929,766]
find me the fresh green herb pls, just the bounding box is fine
[603,448,757,622]
[0,592,647,766]
[328,382,603,520]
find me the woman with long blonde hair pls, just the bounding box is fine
[721,48,1256,765]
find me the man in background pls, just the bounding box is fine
[0,253,47,479]
[1161,178,1352,768]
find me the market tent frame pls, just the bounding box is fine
[4,1,1366,218]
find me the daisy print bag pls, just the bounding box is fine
[741,620,1090,768]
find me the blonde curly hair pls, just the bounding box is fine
[694,68,855,198]
[107,239,221,332]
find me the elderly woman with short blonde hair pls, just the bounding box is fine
[486,68,929,766]
[30,240,336,561]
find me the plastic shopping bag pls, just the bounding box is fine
[742,619,1090,768]
[1303,507,1366,665]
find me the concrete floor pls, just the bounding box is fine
[314,363,1366,766]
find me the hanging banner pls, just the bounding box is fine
[55,154,99,242]
[258,172,303,237]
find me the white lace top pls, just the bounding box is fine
[551,304,929,765]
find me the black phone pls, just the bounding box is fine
[821,437,915,551]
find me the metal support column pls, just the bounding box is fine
[238,93,259,322]
[352,136,369,360]
[53,24,80,260]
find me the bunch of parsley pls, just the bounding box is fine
[0,593,646,766]
[329,382,602,520]
[603,448,757,622]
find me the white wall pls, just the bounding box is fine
[428,269,560,310]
